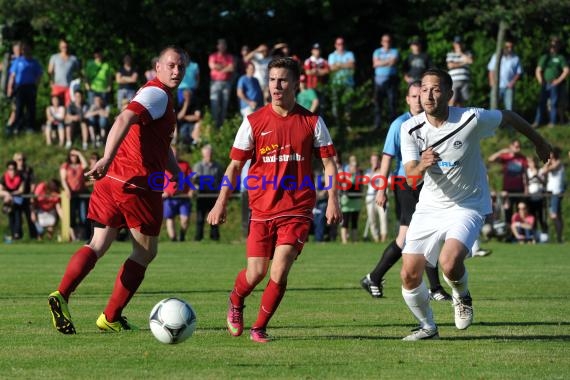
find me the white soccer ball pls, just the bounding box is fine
[149,298,197,344]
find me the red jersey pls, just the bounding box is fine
[498,152,528,192]
[34,182,60,211]
[164,160,191,196]
[303,56,329,89]
[209,52,234,81]
[230,104,336,220]
[107,78,176,190]
[60,162,86,193]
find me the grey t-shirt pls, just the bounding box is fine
[49,54,79,86]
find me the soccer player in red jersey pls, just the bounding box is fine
[207,57,342,343]
[48,47,187,334]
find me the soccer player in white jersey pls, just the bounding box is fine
[207,57,341,343]
[399,67,551,341]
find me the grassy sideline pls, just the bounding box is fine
[0,241,568,379]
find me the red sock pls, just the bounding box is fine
[58,246,98,301]
[104,259,146,322]
[252,279,286,330]
[230,269,255,307]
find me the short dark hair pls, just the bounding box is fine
[268,57,300,81]
[408,80,422,92]
[421,67,452,91]
[159,46,188,65]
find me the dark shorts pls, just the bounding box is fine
[247,216,311,259]
[394,181,422,226]
[163,198,191,219]
[87,176,163,236]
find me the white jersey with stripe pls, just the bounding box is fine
[400,107,502,214]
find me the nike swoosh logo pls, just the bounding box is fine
[261,131,273,136]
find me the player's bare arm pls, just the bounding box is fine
[166,146,182,181]
[207,159,244,225]
[375,153,393,208]
[85,109,139,180]
[403,147,439,186]
[500,110,552,163]
[321,156,342,225]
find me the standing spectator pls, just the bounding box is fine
[372,33,399,130]
[115,54,138,110]
[526,155,548,234]
[163,147,193,242]
[65,90,89,150]
[328,37,356,125]
[446,35,473,106]
[488,139,528,227]
[48,39,80,106]
[303,43,329,90]
[60,149,89,241]
[487,38,523,111]
[511,202,536,244]
[236,45,251,77]
[542,147,565,243]
[144,56,158,81]
[363,153,388,243]
[4,41,22,133]
[208,38,235,128]
[84,48,113,106]
[0,160,24,241]
[403,36,432,84]
[245,44,271,103]
[6,42,43,134]
[236,62,264,117]
[31,179,62,241]
[85,95,110,147]
[176,87,202,148]
[44,95,66,148]
[177,50,200,107]
[47,47,188,335]
[532,37,569,128]
[296,74,319,113]
[13,152,37,240]
[193,144,223,241]
[340,155,363,244]
[207,57,341,342]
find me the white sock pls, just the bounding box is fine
[443,271,469,299]
[471,239,480,254]
[402,282,436,330]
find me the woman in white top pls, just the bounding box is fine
[526,155,548,233]
[543,147,565,243]
[45,95,66,147]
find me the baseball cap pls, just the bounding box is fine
[453,35,462,43]
[312,43,320,49]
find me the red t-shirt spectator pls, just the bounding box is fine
[497,152,528,192]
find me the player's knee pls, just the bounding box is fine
[400,267,421,288]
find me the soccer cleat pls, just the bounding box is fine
[360,274,384,298]
[473,249,493,257]
[226,301,245,337]
[429,287,452,302]
[250,328,271,343]
[48,291,76,335]
[96,313,138,332]
[453,292,474,330]
[402,327,439,341]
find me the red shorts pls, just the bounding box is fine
[247,217,311,259]
[51,85,71,106]
[87,176,163,236]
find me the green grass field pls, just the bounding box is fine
[1,241,569,379]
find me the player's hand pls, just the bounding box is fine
[420,147,440,168]
[375,189,387,209]
[326,197,342,225]
[535,140,553,164]
[207,202,227,225]
[85,157,112,181]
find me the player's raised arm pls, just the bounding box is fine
[207,159,245,225]
[500,110,552,163]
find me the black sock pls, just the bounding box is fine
[179,230,186,242]
[369,240,402,284]
[425,264,442,291]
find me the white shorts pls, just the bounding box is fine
[403,208,484,267]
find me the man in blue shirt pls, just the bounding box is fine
[372,34,399,130]
[7,42,43,134]
[487,38,523,111]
